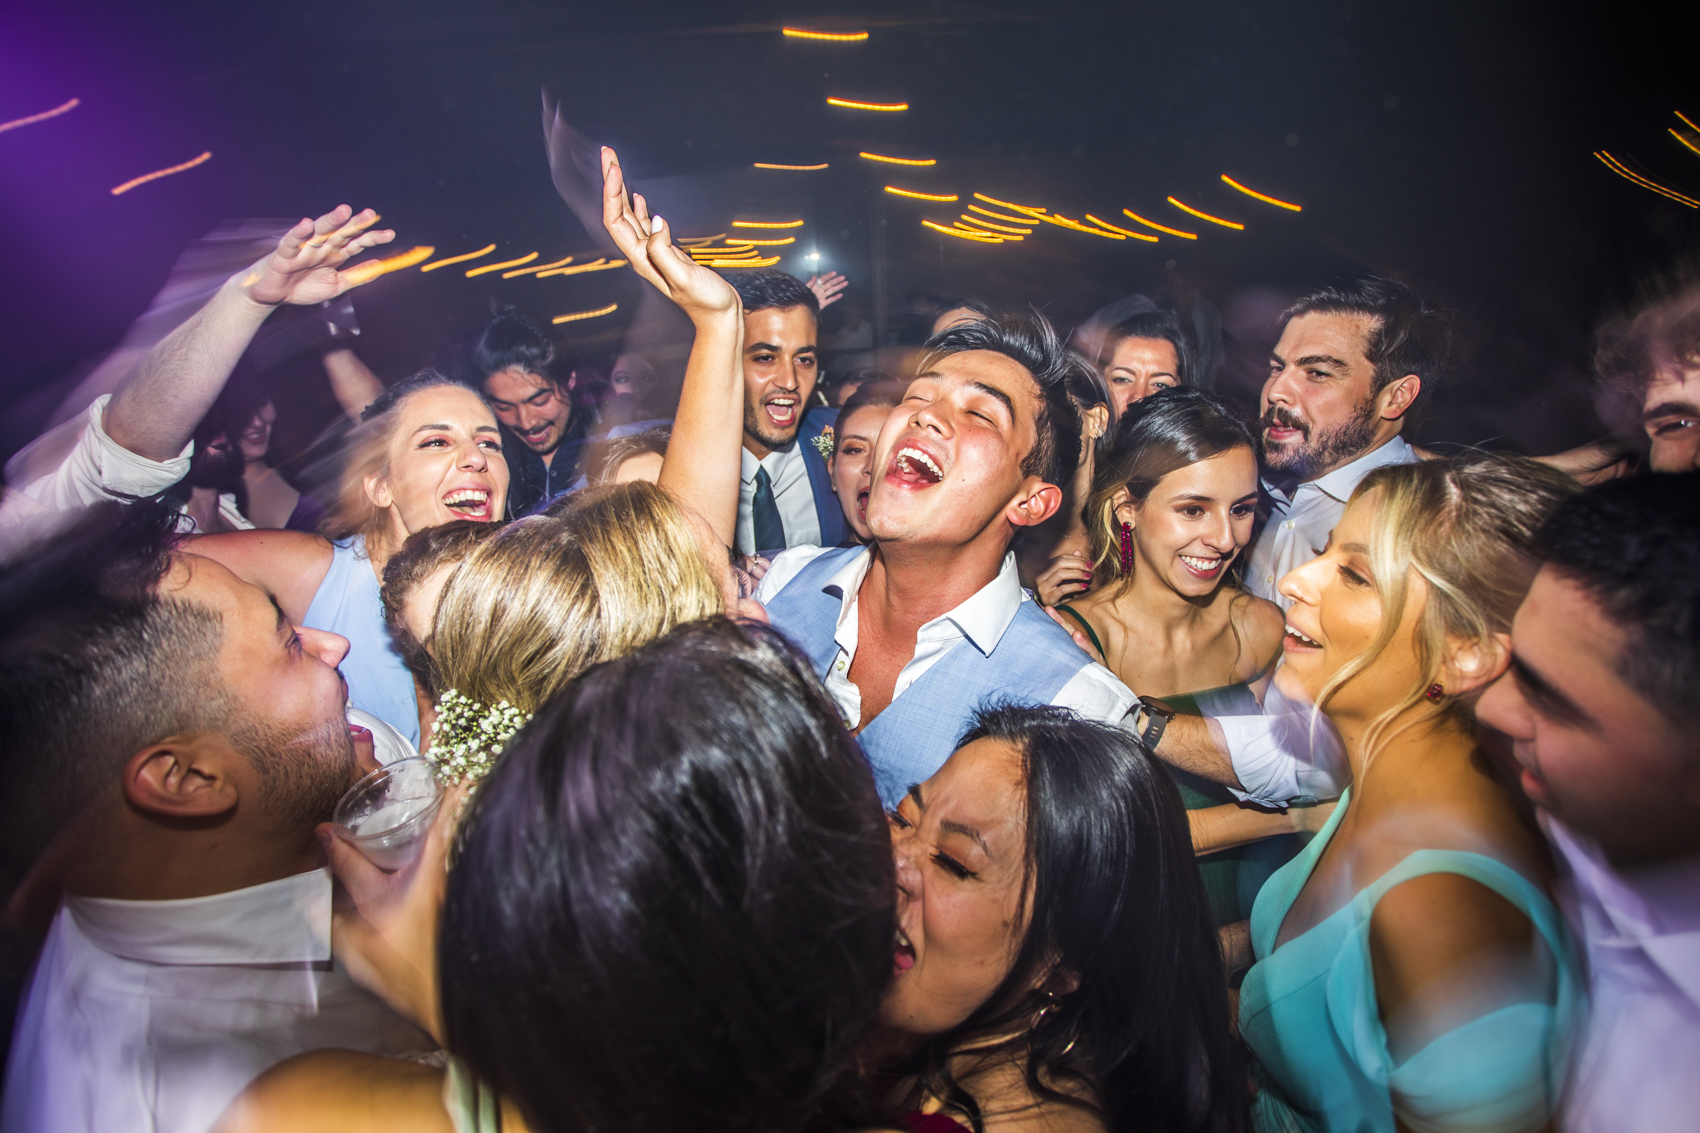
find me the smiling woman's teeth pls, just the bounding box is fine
[443,489,489,511]
[1179,554,1221,572]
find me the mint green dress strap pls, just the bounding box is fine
[1052,603,1105,658]
[442,1054,502,1133]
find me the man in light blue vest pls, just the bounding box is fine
[757,312,1140,807]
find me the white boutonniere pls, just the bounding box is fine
[811,424,836,458]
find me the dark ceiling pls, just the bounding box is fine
[1,0,1695,462]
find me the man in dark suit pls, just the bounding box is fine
[725,269,848,555]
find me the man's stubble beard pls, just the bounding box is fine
[228,709,359,831]
[1260,397,1380,482]
[744,400,805,453]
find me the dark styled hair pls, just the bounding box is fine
[470,307,579,390]
[1284,273,1450,410]
[1594,280,1700,403]
[0,503,225,877]
[1085,387,1258,583]
[725,268,821,317]
[1535,472,1700,732]
[920,312,1083,489]
[439,618,896,1133]
[585,425,671,485]
[935,297,996,322]
[834,381,908,453]
[899,705,1247,1133]
[1098,310,1196,389]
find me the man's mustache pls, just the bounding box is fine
[1260,405,1309,436]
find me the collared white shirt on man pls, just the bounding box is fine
[756,544,1138,730]
[1245,434,1417,609]
[737,442,819,556]
[1,869,430,1133]
[1545,818,1700,1133]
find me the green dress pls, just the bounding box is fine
[1055,604,1294,927]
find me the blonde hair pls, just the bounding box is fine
[1315,452,1580,762]
[430,481,724,715]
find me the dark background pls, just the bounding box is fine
[1,0,1696,465]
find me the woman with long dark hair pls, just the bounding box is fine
[879,705,1248,1133]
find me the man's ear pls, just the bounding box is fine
[122,734,243,819]
[1008,480,1063,529]
[1442,631,1511,696]
[364,471,393,511]
[1377,373,1422,422]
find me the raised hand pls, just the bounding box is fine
[806,271,849,310]
[1035,551,1095,606]
[600,146,739,322]
[240,205,395,307]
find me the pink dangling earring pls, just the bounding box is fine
[1118,522,1135,575]
[1425,683,1445,703]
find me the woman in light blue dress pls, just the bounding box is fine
[1235,454,1585,1133]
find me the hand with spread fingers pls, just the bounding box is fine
[600,146,739,323]
[806,271,849,310]
[241,205,396,307]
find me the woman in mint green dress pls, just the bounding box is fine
[1234,454,1584,1133]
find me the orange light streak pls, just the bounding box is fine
[690,248,761,259]
[1594,152,1700,207]
[536,258,630,278]
[731,236,795,246]
[967,204,1038,224]
[861,151,936,166]
[1083,214,1158,242]
[0,97,79,135]
[420,244,497,271]
[955,223,1020,241]
[885,186,958,202]
[1121,209,1196,239]
[678,234,728,245]
[1047,213,1124,238]
[1677,111,1699,133]
[1670,129,1700,158]
[959,214,1031,234]
[923,220,1003,242]
[783,28,869,41]
[1220,175,1303,211]
[753,162,830,170]
[340,245,435,285]
[110,151,212,195]
[504,254,575,278]
[827,97,908,112]
[702,255,783,268]
[1167,197,1245,229]
[732,219,805,228]
[466,251,539,277]
[972,192,1046,215]
[552,302,619,324]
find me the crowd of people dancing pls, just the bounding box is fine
[0,142,1694,1133]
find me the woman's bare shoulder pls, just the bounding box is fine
[1228,590,1286,672]
[185,529,336,621]
[213,1050,452,1133]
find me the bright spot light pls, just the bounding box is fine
[809,252,821,260]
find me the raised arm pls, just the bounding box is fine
[104,206,394,461]
[321,347,386,421]
[599,146,745,547]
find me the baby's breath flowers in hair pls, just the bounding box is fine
[427,688,530,784]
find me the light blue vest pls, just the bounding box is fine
[765,546,1095,807]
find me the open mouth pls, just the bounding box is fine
[442,487,493,520]
[1179,553,1226,580]
[1283,623,1322,651]
[894,926,916,973]
[518,423,555,445]
[764,396,799,430]
[888,445,944,487]
[856,488,870,521]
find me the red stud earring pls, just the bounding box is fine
[1425,683,1445,703]
[1118,522,1135,575]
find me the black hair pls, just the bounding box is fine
[439,618,896,1133]
[725,268,821,317]
[0,502,226,879]
[835,380,908,443]
[356,366,479,423]
[1098,310,1196,389]
[898,705,1248,1133]
[1535,472,1700,731]
[1284,273,1450,411]
[934,297,996,322]
[470,307,579,390]
[921,311,1083,489]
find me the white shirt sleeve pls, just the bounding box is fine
[755,544,833,604]
[1053,661,1140,727]
[13,394,192,511]
[1215,680,1348,806]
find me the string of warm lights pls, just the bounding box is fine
[732,219,805,228]
[1083,215,1157,242]
[922,220,1003,242]
[753,162,830,170]
[782,28,869,41]
[537,257,630,278]
[1122,209,1196,239]
[552,302,619,324]
[110,151,212,196]
[466,251,539,278]
[420,244,497,271]
[1220,176,1302,211]
[1594,151,1700,207]
[1168,197,1245,229]
[967,204,1037,225]
[0,97,79,134]
[504,254,575,278]
[861,152,936,166]
[886,186,958,202]
[959,214,1031,234]
[827,97,908,112]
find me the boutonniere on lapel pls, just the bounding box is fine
[811,425,836,459]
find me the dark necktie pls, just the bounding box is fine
[752,466,786,552]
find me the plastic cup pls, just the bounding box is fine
[333,757,444,871]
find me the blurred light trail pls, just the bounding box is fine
[827,97,908,111]
[732,219,805,228]
[886,186,958,201]
[1670,129,1700,157]
[110,151,211,195]
[701,255,783,267]
[690,248,761,259]
[968,204,1038,225]
[678,234,728,245]
[466,251,539,277]
[861,152,936,166]
[552,302,619,324]
[1167,197,1245,229]
[734,237,796,245]
[0,97,79,135]
[1594,151,1700,207]
[420,244,497,271]
[1046,213,1124,238]
[1122,209,1196,238]
[954,222,1021,240]
[503,254,575,278]
[1084,215,1158,242]
[537,258,630,278]
[959,215,1031,234]
[1677,111,1699,132]
[923,220,1003,242]
[783,28,869,41]
[754,162,830,170]
[341,245,435,285]
[1220,176,1302,211]
[973,192,1046,214]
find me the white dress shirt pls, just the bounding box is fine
[756,544,1138,731]
[1245,435,1417,609]
[1545,818,1700,1133]
[737,442,820,556]
[1,869,431,1133]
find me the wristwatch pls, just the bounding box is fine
[1134,695,1176,749]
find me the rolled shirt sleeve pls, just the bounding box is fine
[1216,680,1348,807]
[13,394,192,511]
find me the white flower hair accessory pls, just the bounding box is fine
[426,688,530,785]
